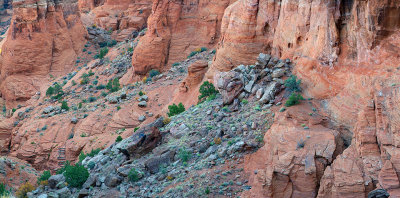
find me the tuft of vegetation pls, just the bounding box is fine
[0,183,9,196]
[198,81,218,103]
[296,138,305,149]
[285,75,302,93]
[116,136,123,143]
[88,96,97,103]
[63,164,89,188]
[241,99,249,105]
[37,170,51,185]
[97,47,109,59]
[16,182,34,198]
[128,168,140,182]
[167,103,185,117]
[178,148,192,163]
[163,117,171,125]
[138,91,145,96]
[149,69,160,78]
[285,93,304,107]
[106,78,120,93]
[187,47,207,58]
[61,101,70,111]
[134,127,140,132]
[46,83,64,100]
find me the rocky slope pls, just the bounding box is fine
[0,0,399,197]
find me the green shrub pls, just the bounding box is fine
[107,40,117,47]
[128,168,141,182]
[116,135,123,143]
[61,101,69,111]
[0,183,9,196]
[63,164,89,188]
[98,47,109,59]
[285,93,304,107]
[149,69,160,78]
[178,148,192,163]
[37,170,51,185]
[78,102,83,109]
[167,103,185,117]
[12,108,16,113]
[46,86,54,96]
[106,78,120,92]
[72,80,77,86]
[296,139,305,149]
[138,91,144,96]
[285,75,301,93]
[198,81,218,102]
[241,99,249,105]
[172,62,180,67]
[47,83,64,99]
[88,96,97,103]
[96,84,106,90]
[134,127,140,132]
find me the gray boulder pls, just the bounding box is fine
[48,174,65,189]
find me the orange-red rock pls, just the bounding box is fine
[130,0,235,76]
[0,0,87,105]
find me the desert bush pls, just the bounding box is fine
[37,170,51,185]
[296,139,305,149]
[285,75,301,93]
[16,182,34,198]
[149,69,160,78]
[63,164,89,188]
[61,101,69,111]
[163,117,171,125]
[178,148,192,163]
[167,103,185,117]
[97,47,109,59]
[0,183,9,196]
[116,135,123,143]
[96,84,106,90]
[285,93,304,107]
[198,81,218,103]
[128,168,140,182]
[106,78,120,92]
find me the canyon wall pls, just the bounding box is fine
[129,0,236,76]
[0,0,87,104]
[207,0,400,197]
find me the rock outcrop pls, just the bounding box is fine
[129,0,234,76]
[0,0,87,104]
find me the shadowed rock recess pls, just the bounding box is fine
[0,0,398,197]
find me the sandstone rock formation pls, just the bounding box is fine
[130,0,235,76]
[216,1,400,197]
[0,0,87,104]
[79,0,152,41]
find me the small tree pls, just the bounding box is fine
[167,103,185,117]
[198,81,218,102]
[61,101,70,111]
[285,75,301,93]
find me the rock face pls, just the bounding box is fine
[0,0,87,104]
[80,0,152,41]
[206,1,400,196]
[130,0,234,76]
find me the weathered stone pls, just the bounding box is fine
[48,174,65,189]
[145,150,175,174]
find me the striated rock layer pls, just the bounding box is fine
[210,0,400,197]
[129,0,236,76]
[0,0,87,105]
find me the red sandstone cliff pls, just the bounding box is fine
[0,0,87,104]
[128,0,236,77]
